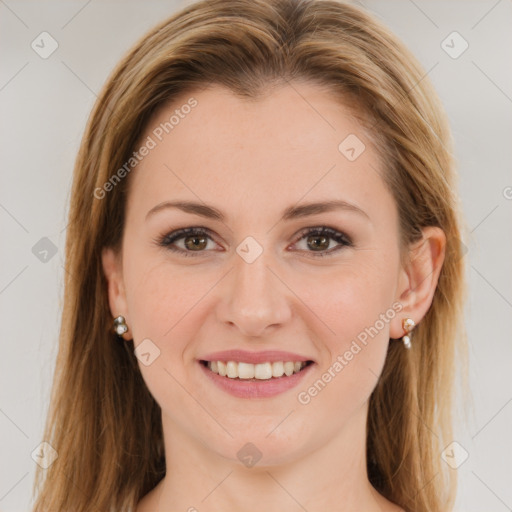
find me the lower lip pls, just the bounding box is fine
[198,361,314,399]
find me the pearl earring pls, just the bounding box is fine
[402,318,415,349]
[113,315,128,336]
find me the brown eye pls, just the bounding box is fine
[293,226,353,257]
[157,227,218,257]
[306,234,330,251]
[184,234,208,251]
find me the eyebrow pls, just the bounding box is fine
[145,199,370,222]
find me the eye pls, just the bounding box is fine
[155,225,352,258]
[292,226,353,257]
[155,227,219,257]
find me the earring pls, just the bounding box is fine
[113,315,128,336]
[401,318,415,349]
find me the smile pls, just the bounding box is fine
[202,360,312,380]
[198,358,315,398]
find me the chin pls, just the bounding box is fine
[205,424,316,469]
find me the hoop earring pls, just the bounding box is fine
[113,315,128,337]
[401,318,415,349]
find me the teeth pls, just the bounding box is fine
[284,362,294,376]
[206,360,308,380]
[226,361,237,378]
[272,361,284,378]
[238,362,255,379]
[254,362,272,380]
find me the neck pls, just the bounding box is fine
[140,402,392,512]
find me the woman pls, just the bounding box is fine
[32,0,466,510]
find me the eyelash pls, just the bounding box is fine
[155,226,353,258]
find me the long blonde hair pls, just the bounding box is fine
[32,1,466,510]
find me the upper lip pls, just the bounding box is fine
[199,349,314,364]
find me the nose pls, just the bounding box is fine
[216,247,293,338]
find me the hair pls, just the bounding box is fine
[32,1,467,511]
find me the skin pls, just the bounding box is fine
[102,82,445,512]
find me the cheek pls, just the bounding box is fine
[334,279,394,345]
[292,256,399,408]
[123,253,203,342]
[121,257,210,423]
[298,255,399,345]
[121,255,222,394]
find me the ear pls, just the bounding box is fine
[390,226,446,339]
[102,247,130,340]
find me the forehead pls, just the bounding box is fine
[127,82,393,225]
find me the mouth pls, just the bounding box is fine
[200,359,314,380]
[198,358,315,398]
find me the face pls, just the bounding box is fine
[103,82,413,466]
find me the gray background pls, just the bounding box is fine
[0,1,511,510]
